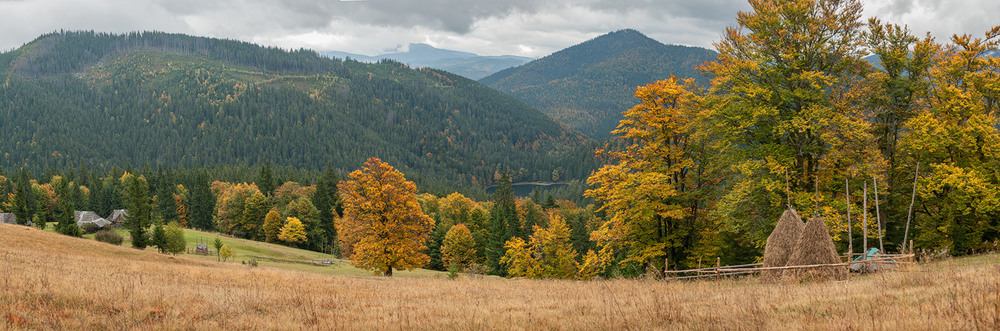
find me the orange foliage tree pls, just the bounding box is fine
[337,157,434,276]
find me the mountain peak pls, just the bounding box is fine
[480,29,718,140]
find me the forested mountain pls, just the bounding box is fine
[0,31,595,195]
[323,43,533,80]
[480,29,718,140]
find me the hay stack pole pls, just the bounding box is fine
[845,178,852,260]
[862,181,869,257]
[786,217,848,280]
[761,209,805,280]
[903,162,920,252]
[873,175,884,252]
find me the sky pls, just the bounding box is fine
[0,0,996,58]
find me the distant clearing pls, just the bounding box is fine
[3,224,999,329]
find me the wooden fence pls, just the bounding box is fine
[664,254,915,280]
[245,255,343,267]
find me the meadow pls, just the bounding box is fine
[3,223,999,330]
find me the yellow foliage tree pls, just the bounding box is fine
[441,224,477,271]
[700,0,880,251]
[901,26,1000,254]
[278,217,307,245]
[174,184,189,228]
[501,214,579,279]
[586,76,721,272]
[500,237,540,278]
[263,209,283,243]
[337,157,435,276]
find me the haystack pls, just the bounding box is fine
[761,209,804,280]
[785,217,847,280]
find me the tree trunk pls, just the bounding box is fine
[385,266,393,277]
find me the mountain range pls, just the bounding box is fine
[0,31,594,194]
[322,43,533,80]
[480,29,718,140]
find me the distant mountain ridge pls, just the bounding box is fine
[480,29,718,140]
[0,31,595,193]
[322,43,533,80]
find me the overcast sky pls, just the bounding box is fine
[0,0,996,57]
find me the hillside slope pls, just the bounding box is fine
[3,223,999,329]
[0,31,595,192]
[481,29,717,139]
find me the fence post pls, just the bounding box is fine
[716,257,721,280]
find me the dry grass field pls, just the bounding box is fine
[3,223,1000,330]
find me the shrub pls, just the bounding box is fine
[164,221,187,254]
[219,244,233,262]
[94,230,124,245]
[80,222,98,234]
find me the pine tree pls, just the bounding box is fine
[151,221,167,253]
[155,172,178,223]
[123,174,153,249]
[486,173,516,275]
[313,165,341,253]
[189,171,215,230]
[256,162,276,197]
[12,169,34,225]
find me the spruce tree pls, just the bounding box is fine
[123,174,152,249]
[256,162,276,196]
[313,166,341,255]
[151,220,167,253]
[189,171,215,230]
[12,169,34,226]
[155,174,178,223]
[486,173,516,276]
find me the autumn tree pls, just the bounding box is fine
[214,182,262,238]
[902,26,1000,254]
[219,244,233,262]
[864,19,938,246]
[442,224,477,271]
[501,214,579,279]
[587,76,721,273]
[701,0,877,249]
[278,217,307,246]
[337,157,434,276]
[242,191,270,240]
[263,209,283,243]
[174,184,190,227]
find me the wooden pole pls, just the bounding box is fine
[716,257,721,280]
[786,170,792,209]
[904,162,920,251]
[846,178,852,260]
[814,175,820,217]
[873,175,884,253]
[863,181,869,258]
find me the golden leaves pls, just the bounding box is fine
[337,157,434,275]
